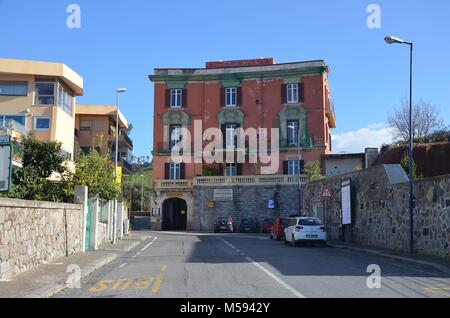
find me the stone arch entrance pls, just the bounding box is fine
[162,198,187,231]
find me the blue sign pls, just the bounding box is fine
[268,198,276,209]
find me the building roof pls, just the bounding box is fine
[76,104,129,129]
[0,58,83,96]
[322,153,365,160]
[150,58,329,82]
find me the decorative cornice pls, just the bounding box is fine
[150,67,327,83]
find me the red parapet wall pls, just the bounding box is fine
[205,58,275,69]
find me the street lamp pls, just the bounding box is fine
[141,173,144,213]
[385,35,414,254]
[113,87,127,243]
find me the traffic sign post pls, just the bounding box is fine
[320,185,333,229]
[0,136,12,193]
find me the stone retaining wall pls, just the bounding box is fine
[193,185,303,232]
[303,165,450,258]
[0,198,84,280]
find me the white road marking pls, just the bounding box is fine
[140,237,158,252]
[119,263,127,268]
[245,256,306,298]
[219,237,306,298]
[218,237,237,250]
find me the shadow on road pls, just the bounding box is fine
[161,232,450,281]
[131,216,151,231]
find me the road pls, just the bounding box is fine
[55,223,450,298]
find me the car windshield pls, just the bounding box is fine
[280,218,291,226]
[264,218,274,224]
[217,217,228,222]
[298,218,323,226]
[242,218,254,224]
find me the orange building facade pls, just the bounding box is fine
[150,58,335,180]
[149,58,336,231]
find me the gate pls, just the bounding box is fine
[85,201,92,251]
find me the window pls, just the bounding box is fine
[0,114,26,127]
[34,117,50,130]
[288,160,300,175]
[80,120,92,131]
[169,125,182,149]
[170,89,182,108]
[225,163,237,176]
[0,82,28,96]
[225,124,238,148]
[169,163,181,180]
[287,120,299,146]
[225,87,237,107]
[287,83,298,103]
[58,84,73,115]
[35,81,55,105]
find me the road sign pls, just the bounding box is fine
[0,142,12,192]
[321,185,333,200]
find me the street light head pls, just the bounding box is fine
[116,88,127,93]
[384,36,405,45]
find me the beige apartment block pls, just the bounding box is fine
[0,58,84,160]
[75,104,134,174]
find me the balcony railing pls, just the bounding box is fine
[154,174,308,190]
[154,179,194,190]
[194,174,308,186]
[0,120,30,137]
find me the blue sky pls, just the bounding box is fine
[1,0,449,156]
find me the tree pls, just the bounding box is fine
[304,161,325,182]
[400,152,421,181]
[388,98,444,142]
[71,146,118,201]
[4,135,72,202]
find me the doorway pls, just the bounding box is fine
[162,198,187,231]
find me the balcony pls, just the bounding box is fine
[109,132,133,150]
[154,179,194,190]
[326,99,336,128]
[154,174,308,190]
[0,120,30,138]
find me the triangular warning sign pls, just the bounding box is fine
[321,185,333,199]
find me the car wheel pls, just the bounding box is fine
[291,235,296,247]
[270,233,274,240]
[283,234,288,244]
[320,241,327,248]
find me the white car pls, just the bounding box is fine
[284,217,327,247]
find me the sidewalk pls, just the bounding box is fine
[0,232,151,298]
[328,241,450,275]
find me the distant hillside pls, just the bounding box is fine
[376,142,450,178]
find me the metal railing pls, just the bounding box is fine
[0,120,30,136]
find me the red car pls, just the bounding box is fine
[261,217,274,233]
[270,216,292,240]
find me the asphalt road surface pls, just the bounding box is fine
[55,223,450,298]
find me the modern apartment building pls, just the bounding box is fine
[149,58,337,231]
[0,58,83,162]
[75,105,134,174]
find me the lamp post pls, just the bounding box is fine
[141,173,144,213]
[385,35,414,254]
[113,88,127,243]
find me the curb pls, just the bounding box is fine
[25,253,118,298]
[328,243,450,275]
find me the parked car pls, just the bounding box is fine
[284,217,327,247]
[270,216,292,240]
[261,217,274,233]
[214,216,234,233]
[238,217,260,233]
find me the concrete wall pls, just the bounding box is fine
[303,165,450,258]
[0,198,84,280]
[192,185,302,232]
